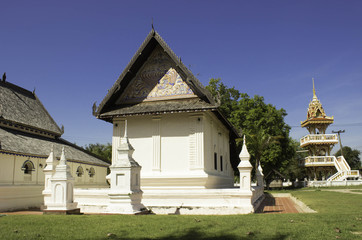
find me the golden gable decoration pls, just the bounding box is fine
[119,46,195,104]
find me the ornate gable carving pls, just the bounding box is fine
[118,45,195,104]
[307,98,326,119]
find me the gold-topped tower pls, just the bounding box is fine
[299,79,359,181]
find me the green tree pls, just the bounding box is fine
[85,143,112,164]
[282,139,307,181]
[206,78,295,185]
[335,146,361,170]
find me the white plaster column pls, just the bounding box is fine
[107,120,145,214]
[46,147,78,211]
[189,115,204,170]
[238,136,252,191]
[107,119,123,184]
[42,146,57,209]
[112,119,123,164]
[152,117,161,171]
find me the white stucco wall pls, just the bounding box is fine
[112,111,234,188]
[0,152,108,211]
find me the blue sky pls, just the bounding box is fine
[1,0,362,154]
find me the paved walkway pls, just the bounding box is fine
[256,194,300,214]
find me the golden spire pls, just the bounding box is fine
[312,78,317,100]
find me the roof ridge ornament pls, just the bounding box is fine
[2,72,6,82]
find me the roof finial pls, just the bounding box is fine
[151,17,154,31]
[312,78,317,100]
[60,146,66,165]
[2,72,6,82]
[239,134,250,160]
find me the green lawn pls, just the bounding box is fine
[0,189,361,240]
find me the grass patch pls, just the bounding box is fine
[350,190,362,193]
[0,189,361,239]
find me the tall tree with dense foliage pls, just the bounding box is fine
[335,146,361,170]
[85,143,112,164]
[206,78,296,184]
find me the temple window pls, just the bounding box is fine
[88,167,95,178]
[214,152,217,170]
[21,160,34,174]
[76,166,84,177]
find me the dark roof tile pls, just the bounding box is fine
[0,81,62,135]
[0,127,109,167]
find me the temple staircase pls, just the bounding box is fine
[327,156,360,181]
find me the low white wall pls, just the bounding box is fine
[0,185,43,212]
[309,180,362,187]
[142,188,254,215]
[74,188,110,213]
[70,187,260,215]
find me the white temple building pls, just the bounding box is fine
[93,29,238,190]
[80,29,265,214]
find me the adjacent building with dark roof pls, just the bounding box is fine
[0,79,109,211]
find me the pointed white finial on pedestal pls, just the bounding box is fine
[44,146,79,213]
[42,145,58,210]
[59,147,66,165]
[238,135,252,191]
[107,119,145,214]
[239,135,251,161]
[44,145,56,171]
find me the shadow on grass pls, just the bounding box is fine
[106,228,289,240]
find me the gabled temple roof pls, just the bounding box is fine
[94,29,239,138]
[0,80,62,136]
[94,29,216,118]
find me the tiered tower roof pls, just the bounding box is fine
[301,78,333,129]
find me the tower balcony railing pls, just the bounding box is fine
[303,156,335,167]
[300,134,338,147]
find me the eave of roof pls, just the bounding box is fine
[98,98,216,119]
[301,117,334,127]
[0,127,110,167]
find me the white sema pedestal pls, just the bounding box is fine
[106,121,145,214]
[45,147,79,213]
